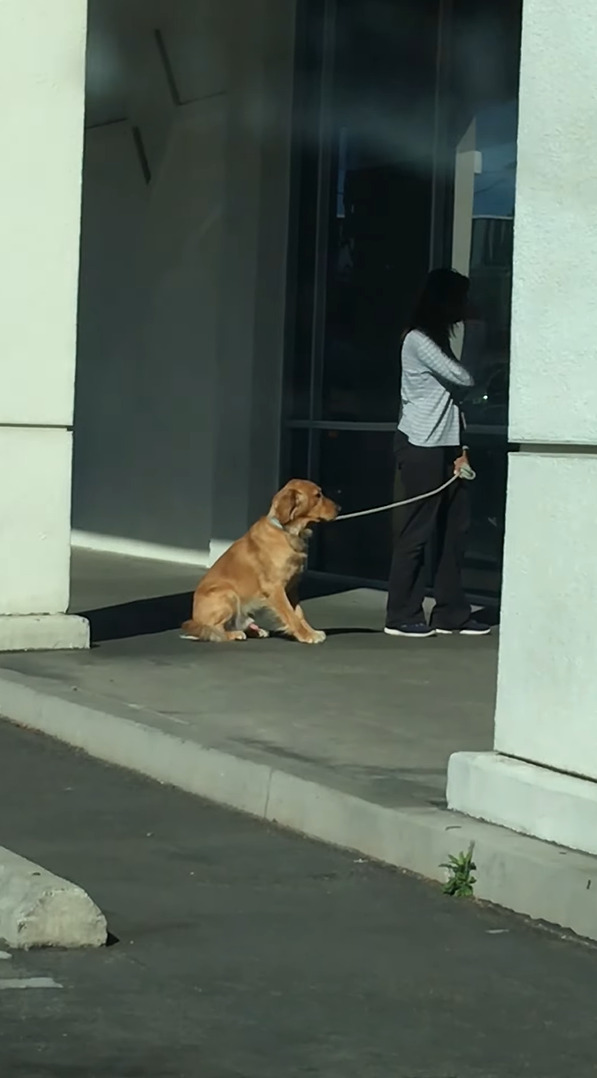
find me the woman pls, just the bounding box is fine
[385,268,490,638]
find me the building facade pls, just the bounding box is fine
[1,0,597,855]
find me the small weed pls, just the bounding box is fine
[441,843,476,897]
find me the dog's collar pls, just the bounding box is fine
[268,515,285,531]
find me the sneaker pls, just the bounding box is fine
[384,623,436,638]
[435,619,491,637]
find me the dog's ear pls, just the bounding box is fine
[272,485,303,525]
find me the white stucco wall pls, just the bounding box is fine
[0,0,86,429]
[0,0,86,617]
[494,452,597,779]
[493,0,597,783]
[449,0,597,841]
[509,0,597,444]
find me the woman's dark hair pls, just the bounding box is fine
[406,268,469,354]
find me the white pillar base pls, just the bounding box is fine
[447,751,597,857]
[0,615,89,653]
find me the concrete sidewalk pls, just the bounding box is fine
[0,548,596,940]
[4,550,497,809]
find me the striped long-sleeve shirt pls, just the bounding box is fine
[397,329,474,447]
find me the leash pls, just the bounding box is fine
[333,462,476,523]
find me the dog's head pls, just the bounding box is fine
[270,479,339,533]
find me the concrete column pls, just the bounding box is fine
[447,0,597,853]
[209,0,296,562]
[0,0,88,649]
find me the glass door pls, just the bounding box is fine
[283,0,522,597]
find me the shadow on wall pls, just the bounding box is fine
[72,0,229,558]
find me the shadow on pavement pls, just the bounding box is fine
[79,573,356,644]
[79,589,498,645]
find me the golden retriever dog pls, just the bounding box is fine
[181,479,339,644]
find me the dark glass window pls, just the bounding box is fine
[284,0,522,598]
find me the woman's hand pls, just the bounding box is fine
[453,449,471,477]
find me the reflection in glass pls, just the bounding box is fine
[319,0,439,423]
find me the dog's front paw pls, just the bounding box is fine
[246,621,270,639]
[302,629,326,645]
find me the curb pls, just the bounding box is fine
[0,845,107,949]
[0,668,595,940]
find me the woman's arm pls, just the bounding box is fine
[412,331,474,388]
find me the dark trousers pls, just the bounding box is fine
[386,432,472,629]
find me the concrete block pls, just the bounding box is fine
[447,750,597,857]
[0,615,89,652]
[0,846,106,949]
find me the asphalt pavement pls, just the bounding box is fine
[0,719,596,1078]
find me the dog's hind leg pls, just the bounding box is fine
[181,591,247,642]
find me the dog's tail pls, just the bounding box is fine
[180,619,226,642]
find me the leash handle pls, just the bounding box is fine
[455,446,476,481]
[458,462,476,481]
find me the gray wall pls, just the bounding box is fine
[73,0,296,560]
[73,0,227,557]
